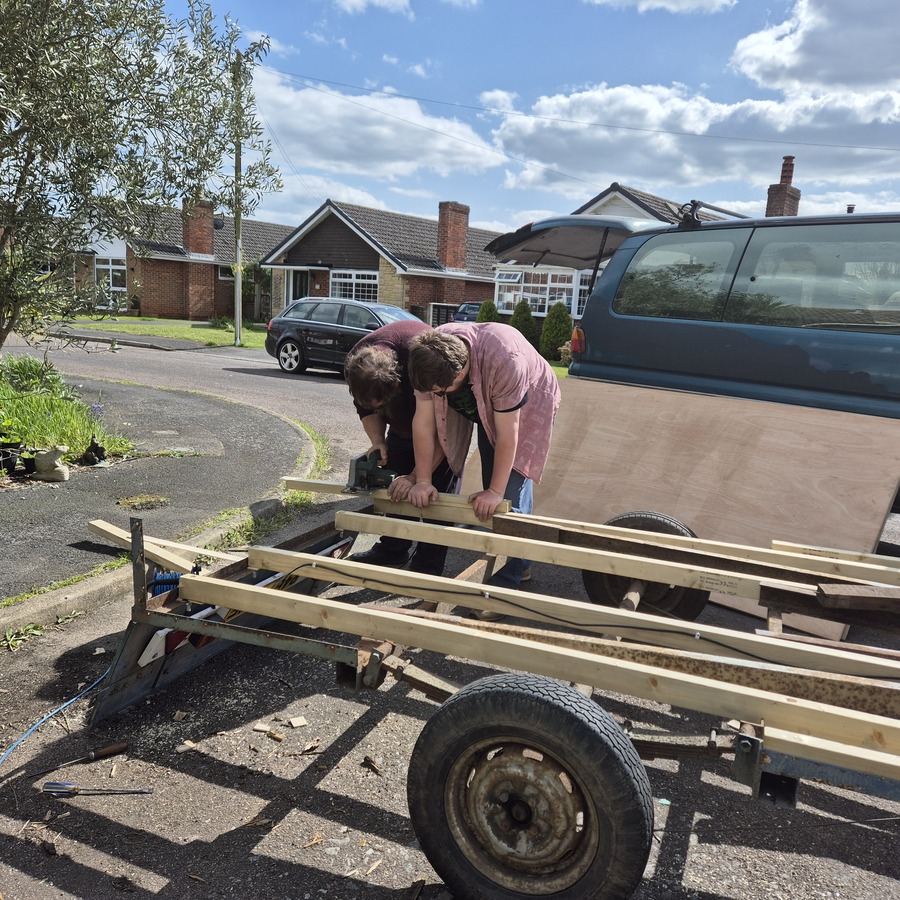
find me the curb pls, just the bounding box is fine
[0,420,318,633]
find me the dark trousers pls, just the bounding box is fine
[375,430,460,569]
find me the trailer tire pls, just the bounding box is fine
[582,510,710,621]
[277,338,307,374]
[407,673,653,900]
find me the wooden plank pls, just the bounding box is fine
[245,548,900,680]
[817,583,900,611]
[506,513,900,588]
[281,477,351,494]
[384,606,900,719]
[534,378,900,637]
[371,494,509,528]
[88,519,197,574]
[332,511,864,603]
[772,540,900,570]
[88,519,242,562]
[280,480,509,528]
[177,573,900,778]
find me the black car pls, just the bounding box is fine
[451,301,483,322]
[265,298,421,374]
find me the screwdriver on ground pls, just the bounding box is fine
[42,781,153,797]
[28,742,129,779]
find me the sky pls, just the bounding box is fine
[173,0,900,234]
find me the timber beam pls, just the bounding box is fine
[176,572,900,780]
[243,548,900,680]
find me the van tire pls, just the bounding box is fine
[581,511,710,621]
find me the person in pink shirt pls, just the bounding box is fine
[394,322,561,592]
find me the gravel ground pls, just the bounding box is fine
[1,533,898,900]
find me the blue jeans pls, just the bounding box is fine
[477,424,533,589]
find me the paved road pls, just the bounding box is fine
[1,335,898,900]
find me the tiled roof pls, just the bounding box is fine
[297,200,502,279]
[572,183,726,223]
[132,207,294,265]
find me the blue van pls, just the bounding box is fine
[488,210,900,420]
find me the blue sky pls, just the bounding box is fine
[177,0,900,233]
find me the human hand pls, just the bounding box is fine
[367,441,389,467]
[388,473,416,502]
[409,482,438,509]
[468,488,503,522]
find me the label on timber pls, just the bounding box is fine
[697,573,742,595]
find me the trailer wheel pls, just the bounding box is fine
[407,673,652,900]
[582,511,709,621]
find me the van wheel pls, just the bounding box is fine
[581,511,709,621]
[406,673,653,899]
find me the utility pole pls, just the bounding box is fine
[232,50,243,346]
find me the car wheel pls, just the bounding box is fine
[277,339,306,374]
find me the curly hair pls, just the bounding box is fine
[408,331,469,392]
[345,345,402,409]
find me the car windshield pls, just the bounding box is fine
[376,306,419,324]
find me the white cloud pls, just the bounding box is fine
[487,79,900,211]
[581,0,735,11]
[331,0,413,15]
[479,89,519,113]
[731,0,900,91]
[383,54,399,65]
[390,186,438,199]
[255,69,502,181]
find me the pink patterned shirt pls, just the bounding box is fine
[415,322,561,482]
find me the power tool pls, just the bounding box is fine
[345,450,401,494]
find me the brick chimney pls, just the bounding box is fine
[765,156,801,217]
[183,198,214,256]
[437,201,469,270]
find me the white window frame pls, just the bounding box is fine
[331,269,379,302]
[94,256,128,307]
[494,266,593,317]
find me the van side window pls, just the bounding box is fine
[613,231,748,321]
[725,222,900,333]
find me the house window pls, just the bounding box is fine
[218,266,234,280]
[495,267,590,317]
[94,257,127,308]
[331,270,378,302]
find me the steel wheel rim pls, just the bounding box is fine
[443,737,599,894]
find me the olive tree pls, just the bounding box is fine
[0,0,281,350]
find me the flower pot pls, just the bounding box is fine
[0,445,21,474]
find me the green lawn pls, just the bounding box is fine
[77,317,269,349]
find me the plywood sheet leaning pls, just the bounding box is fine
[535,378,900,638]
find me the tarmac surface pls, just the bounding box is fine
[2,328,899,900]
[0,328,330,628]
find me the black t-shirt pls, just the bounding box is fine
[347,319,430,437]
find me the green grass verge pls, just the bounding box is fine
[76,316,269,349]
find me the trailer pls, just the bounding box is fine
[87,487,900,900]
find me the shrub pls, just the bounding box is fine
[0,354,80,400]
[540,302,573,361]
[476,298,501,322]
[508,299,537,347]
[558,341,573,368]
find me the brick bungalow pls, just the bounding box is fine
[77,200,295,321]
[260,200,501,325]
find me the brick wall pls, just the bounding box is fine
[766,156,801,217]
[136,257,186,318]
[437,202,469,270]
